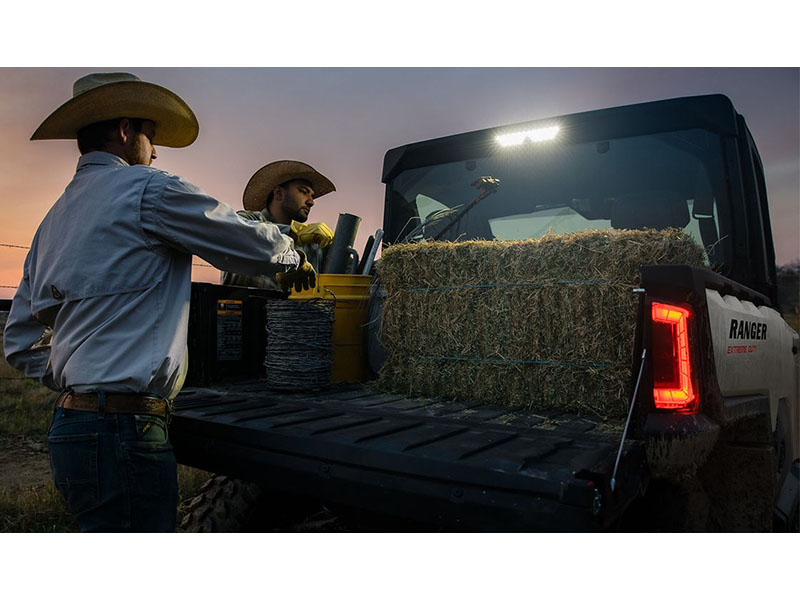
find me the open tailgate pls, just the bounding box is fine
[171,381,646,531]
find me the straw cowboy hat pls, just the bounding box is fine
[31,72,199,148]
[243,160,336,211]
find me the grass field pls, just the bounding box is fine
[0,343,211,533]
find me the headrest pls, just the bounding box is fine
[611,191,690,230]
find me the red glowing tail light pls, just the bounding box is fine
[651,302,698,412]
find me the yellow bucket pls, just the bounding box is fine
[290,274,372,382]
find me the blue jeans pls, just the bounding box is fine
[47,401,178,532]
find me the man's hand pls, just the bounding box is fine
[291,221,334,248]
[275,257,317,293]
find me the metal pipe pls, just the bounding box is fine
[357,235,375,273]
[361,229,383,275]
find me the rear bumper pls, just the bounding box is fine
[642,413,720,480]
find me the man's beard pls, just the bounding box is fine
[124,136,150,166]
[292,209,310,223]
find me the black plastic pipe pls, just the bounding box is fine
[322,213,361,274]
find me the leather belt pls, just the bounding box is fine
[57,391,169,419]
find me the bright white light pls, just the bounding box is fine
[496,125,560,147]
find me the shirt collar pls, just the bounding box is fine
[261,207,278,223]
[76,151,131,171]
[259,208,293,234]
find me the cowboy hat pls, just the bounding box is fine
[31,72,199,148]
[243,160,336,211]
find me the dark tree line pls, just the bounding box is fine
[777,259,800,315]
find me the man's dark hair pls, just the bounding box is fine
[77,117,144,154]
[265,178,315,209]
[265,181,292,207]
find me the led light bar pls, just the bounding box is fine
[496,125,560,147]
[651,302,697,412]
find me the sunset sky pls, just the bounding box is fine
[0,67,797,299]
[1,0,799,587]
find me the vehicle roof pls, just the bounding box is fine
[382,94,740,183]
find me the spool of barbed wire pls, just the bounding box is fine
[264,298,335,391]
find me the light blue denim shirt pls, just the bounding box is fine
[3,152,300,398]
[221,208,288,291]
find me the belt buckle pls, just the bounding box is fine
[146,394,171,422]
[57,390,73,409]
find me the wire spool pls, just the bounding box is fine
[264,299,335,391]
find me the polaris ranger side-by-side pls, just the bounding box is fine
[171,94,799,532]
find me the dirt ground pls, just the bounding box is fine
[0,436,51,489]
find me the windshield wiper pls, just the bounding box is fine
[432,176,501,240]
[401,176,501,243]
[399,205,462,243]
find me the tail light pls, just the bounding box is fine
[650,301,698,413]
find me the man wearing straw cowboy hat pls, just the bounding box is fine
[3,72,316,532]
[222,160,336,291]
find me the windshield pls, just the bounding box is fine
[386,128,731,269]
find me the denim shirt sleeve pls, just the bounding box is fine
[140,173,301,276]
[236,209,292,235]
[3,260,58,391]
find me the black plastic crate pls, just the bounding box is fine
[186,282,284,386]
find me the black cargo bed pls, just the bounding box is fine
[171,381,646,531]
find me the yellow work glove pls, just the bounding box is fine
[291,221,334,248]
[275,254,317,293]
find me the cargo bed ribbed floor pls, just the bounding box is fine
[171,381,645,531]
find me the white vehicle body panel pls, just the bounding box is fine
[705,289,799,458]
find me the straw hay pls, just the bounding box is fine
[376,229,706,419]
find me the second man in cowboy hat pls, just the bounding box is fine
[222,160,336,291]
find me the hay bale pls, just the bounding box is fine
[376,228,706,419]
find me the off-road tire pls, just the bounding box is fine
[178,475,264,533]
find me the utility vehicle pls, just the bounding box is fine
[172,95,799,532]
